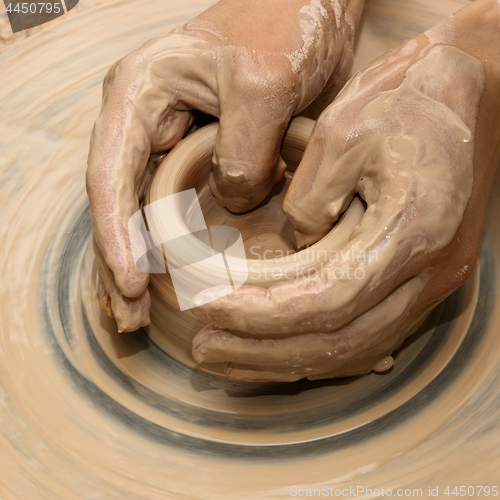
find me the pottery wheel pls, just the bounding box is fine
[1,0,499,497]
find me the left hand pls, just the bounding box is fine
[86,0,365,331]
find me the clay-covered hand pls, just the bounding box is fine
[86,0,364,331]
[191,33,500,381]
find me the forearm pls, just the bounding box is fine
[429,0,500,79]
[381,0,500,297]
[344,0,365,46]
[432,0,500,241]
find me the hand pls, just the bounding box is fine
[191,0,500,381]
[86,0,364,332]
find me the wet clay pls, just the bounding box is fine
[2,0,500,497]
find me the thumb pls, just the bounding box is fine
[87,112,152,299]
[283,112,384,248]
[283,119,366,248]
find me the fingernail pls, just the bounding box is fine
[192,348,207,364]
[226,170,246,184]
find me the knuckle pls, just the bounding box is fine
[103,58,123,88]
[102,52,145,95]
[230,57,296,106]
[450,247,478,287]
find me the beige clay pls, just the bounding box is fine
[144,117,364,379]
[2,0,500,496]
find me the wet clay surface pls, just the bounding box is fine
[1,0,500,497]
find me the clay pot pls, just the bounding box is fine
[144,117,364,376]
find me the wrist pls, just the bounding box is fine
[423,0,500,229]
[426,0,500,84]
[343,0,365,48]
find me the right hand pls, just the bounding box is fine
[86,0,365,332]
[190,33,499,381]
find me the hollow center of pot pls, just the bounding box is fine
[177,153,298,260]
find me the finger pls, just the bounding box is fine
[307,306,433,381]
[94,239,151,333]
[98,275,113,318]
[224,364,305,383]
[191,208,429,336]
[193,326,349,367]
[192,325,347,366]
[225,353,389,382]
[223,306,422,382]
[87,73,151,298]
[87,56,193,298]
[305,354,394,381]
[193,277,423,369]
[226,297,433,382]
[210,113,289,213]
[283,109,376,248]
[225,352,392,382]
[210,57,294,213]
